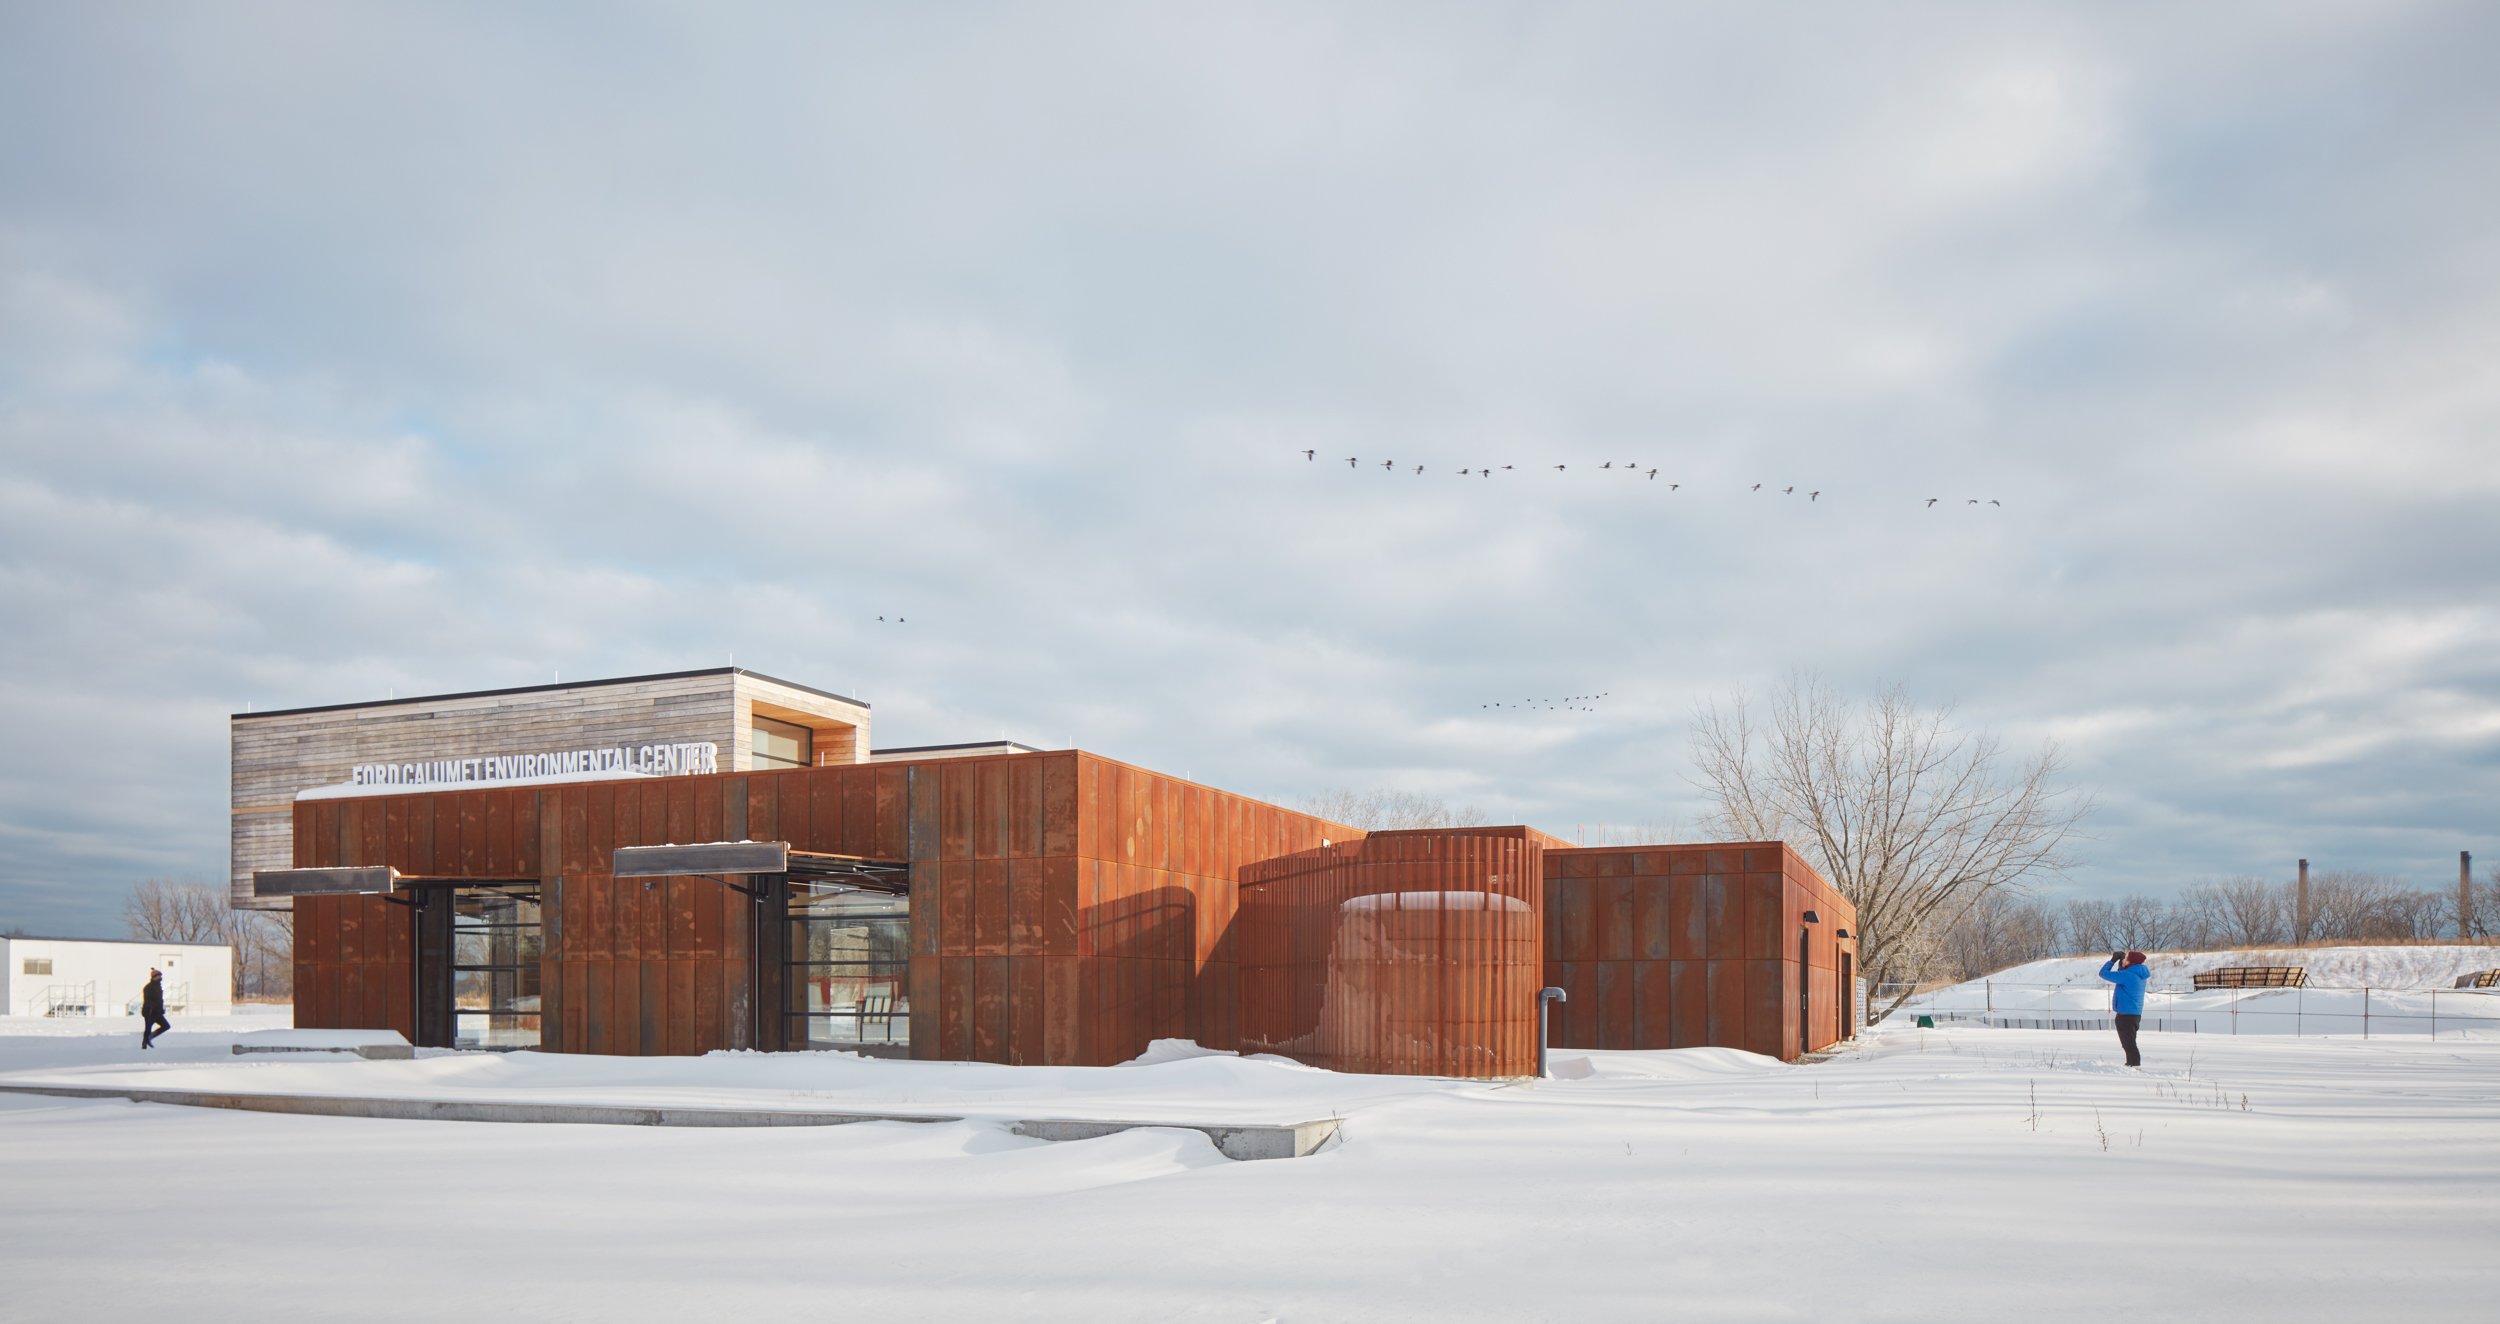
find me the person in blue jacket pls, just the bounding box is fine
[2099,950,2150,1066]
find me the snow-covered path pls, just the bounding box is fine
[4,1014,2494,1321]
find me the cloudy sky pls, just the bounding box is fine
[3,3,2494,937]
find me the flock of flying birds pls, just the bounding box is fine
[1301,450,2002,506]
[1483,693,1609,713]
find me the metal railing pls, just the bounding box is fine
[1880,979,2500,1039]
[34,982,97,1017]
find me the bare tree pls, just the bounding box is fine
[1578,819,1693,847]
[2109,894,2173,952]
[2305,869,2407,941]
[2063,897,2119,954]
[123,879,294,999]
[239,909,294,1000]
[123,879,231,943]
[2165,884,2223,950]
[1298,787,1491,832]
[1689,676,2090,1017]
[2202,875,2288,946]
[2383,887,2452,942]
[1938,890,2066,979]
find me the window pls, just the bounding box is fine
[785,886,909,1050]
[23,958,51,976]
[752,715,814,770]
[452,891,542,1050]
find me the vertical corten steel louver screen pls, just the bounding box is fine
[1238,828,1544,1078]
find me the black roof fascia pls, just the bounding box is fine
[3,935,233,947]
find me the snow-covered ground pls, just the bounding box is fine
[5,1010,2496,1321]
[1894,945,2500,1037]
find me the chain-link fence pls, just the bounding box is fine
[1871,980,2500,1038]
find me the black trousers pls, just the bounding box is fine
[142,1014,171,1048]
[2113,1013,2141,1067]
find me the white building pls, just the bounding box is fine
[2,937,233,1019]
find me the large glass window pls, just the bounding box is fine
[785,886,908,1050]
[752,715,814,770]
[452,890,542,1050]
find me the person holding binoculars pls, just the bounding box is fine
[2099,950,2151,1067]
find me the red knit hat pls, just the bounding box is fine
[2124,950,2147,967]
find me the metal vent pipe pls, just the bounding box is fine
[1536,986,1568,1078]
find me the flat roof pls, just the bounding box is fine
[871,741,1046,756]
[233,667,870,721]
[1,935,232,948]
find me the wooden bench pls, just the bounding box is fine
[2192,966,2307,990]
[2453,969,2500,989]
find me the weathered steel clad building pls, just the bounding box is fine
[241,671,1856,1076]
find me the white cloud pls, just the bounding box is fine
[1,2,2496,932]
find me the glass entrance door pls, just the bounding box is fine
[451,890,542,1049]
[784,886,909,1052]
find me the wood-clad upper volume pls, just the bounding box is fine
[231,668,869,909]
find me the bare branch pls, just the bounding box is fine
[1297,787,1491,832]
[1686,674,2093,1001]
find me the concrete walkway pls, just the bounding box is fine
[0,1081,1338,1159]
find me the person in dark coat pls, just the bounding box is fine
[139,968,171,1049]
[2098,950,2150,1067]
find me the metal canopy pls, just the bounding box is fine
[613,841,789,877]
[254,866,397,897]
[609,841,911,893]
[254,867,541,898]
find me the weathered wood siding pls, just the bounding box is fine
[234,669,868,909]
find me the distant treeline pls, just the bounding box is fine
[1937,869,2500,982]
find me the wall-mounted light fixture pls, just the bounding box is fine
[1795,912,1821,1057]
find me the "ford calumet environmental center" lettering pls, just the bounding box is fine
[349,742,719,788]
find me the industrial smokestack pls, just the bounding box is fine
[2297,858,2310,944]
[2465,851,2477,940]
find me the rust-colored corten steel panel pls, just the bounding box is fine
[291,751,1357,1067]
[1542,842,1857,1061]
[866,750,1348,1068]
[289,795,430,1038]
[1237,828,1545,1078]
[541,775,760,1057]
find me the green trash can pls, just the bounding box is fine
[1916,1014,1935,1028]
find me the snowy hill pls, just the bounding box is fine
[1892,945,2500,1038]
[1966,944,2500,995]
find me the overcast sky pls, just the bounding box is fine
[3,3,2495,937]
